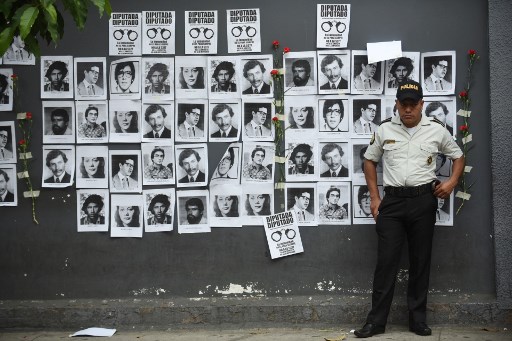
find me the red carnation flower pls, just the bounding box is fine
[468,49,476,56]
[272,40,279,48]
[283,47,291,53]
[11,74,17,79]
[270,69,279,76]
[19,139,26,146]
[272,116,279,122]
[26,112,32,119]
[459,125,469,132]
[459,90,468,98]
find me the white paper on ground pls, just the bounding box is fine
[70,327,116,337]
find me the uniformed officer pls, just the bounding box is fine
[354,80,464,338]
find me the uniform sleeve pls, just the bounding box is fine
[439,129,463,160]
[364,127,384,162]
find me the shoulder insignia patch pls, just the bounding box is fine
[370,132,375,145]
[431,117,446,127]
[379,117,392,126]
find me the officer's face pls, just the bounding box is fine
[396,99,424,128]
[428,106,447,124]
[361,104,377,122]
[214,109,232,131]
[246,64,263,87]
[323,60,341,83]
[328,191,340,205]
[49,155,66,177]
[295,192,310,210]
[432,61,448,79]
[394,65,408,82]
[148,110,165,131]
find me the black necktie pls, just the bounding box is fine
[154,132,159,138]
[331,83,336,89]
[221,132,226,137]
[55,178,61,183]
[254,88,259,94]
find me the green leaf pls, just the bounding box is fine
[88,0,106,17]
[41,0,57,7]
[23,33,40,57]
[11,4,32,26]
[0,0,16,20]
[61,0,88,29]
[19,6,39,39]
[42,4,60,42]
[0,26,14,56]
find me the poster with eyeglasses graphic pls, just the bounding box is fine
[109,12,142,56]
[142,11,175,55]
[226,8,261,54]
[316,4,351,49]
[184,10,218,55]
[264,211,304,259]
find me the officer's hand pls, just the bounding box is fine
[433,181,456,199]
[370,197,381,222]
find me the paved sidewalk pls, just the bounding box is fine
[0,326,510,340]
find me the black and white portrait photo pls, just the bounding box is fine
[0,165,17,206]
[109,100,142,143]
[109,57,141,100]
[284,95,317,133]
[75,101,108,143]
[286,141,316,181]
[209,100,241,142]
[240,55,273,98]
[74,57,107,100]
[109,150,142,193]
[318,141,351,180]
[0,122,16,163]
[141,103,174,141]
[208,57,240,99]
[242,100,274,141]
[435,194,453,226]
[423,96,456,136]
[142,142,175,186]
[319,97,349,133]
[210,184,242,227]
[422,51,456,96]
[284,51,317,96]
[351,139,382,183]
[177,189,210,234]
[41,145,75,188]
[352,184,384,224]
[176,143,208,188]
[351,97,382,135]
[384,52,420,96]
[76,189,109,232]
[2,35,35,65]
[175,100,208,142]
[0,68,13,111]
[110,194,144,238]
[42,101,75,144]
[174,56,207,99]
[144,188,175,232]
[211,144,241,183]
[241,184,274,225]
[241,142,274,184]
[76,145,109,189]
[317,182,350,225]
[285,183,317,226]
[40,56,74,99]
[317,50,350,94]
[351,51,384,95]
[142,57,174,101]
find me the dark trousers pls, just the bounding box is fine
[366,191,437,326]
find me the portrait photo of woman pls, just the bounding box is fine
[288,106,315,129]
[114,205,140,227]
[213,195,239,217]
[113,111,139,133]
[179,67,205,89]
[245,193,271,216]
[79,157,105,178]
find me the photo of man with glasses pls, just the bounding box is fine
[177,103,204,139]
[353,99,380,134]
[77,63,104,96]
[423,56,453,92]
[244,102,272,137]
[320,99,345,132]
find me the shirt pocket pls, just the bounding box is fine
[383,141,406,167]
[419,143,439,167]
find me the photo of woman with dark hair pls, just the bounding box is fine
[114,206,140,227]
[79,157,105,178]
[245,193,271,216]
[179,67,205,89]
[113,111,139,133]
[213,195,239,217]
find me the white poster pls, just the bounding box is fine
[210,143,241,184]
[317,4,350,49]
[143,188,176,232]
[76,145,109,189]
[111,194,144,238]
[40,56,74,99]
[185,10,218,55]
[210,184,242,227]
[109,100,142,143]
[109,12,142,56]
[76,189,109,232]
[142,11,176,55]
[177,189,211,234]
[0,164,17,206]
[226,8,261,54]
[75,101,109,144]
[0,121,17,164]
[41,145,75,188]
[264,211,304,259]
[0,68,13,111]
[2,35,36,65]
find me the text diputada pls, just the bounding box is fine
[266,211,294,228]
[112,13,139,25]
[145,12,173,25]
[188,12,215,24]
[229,9,257,22]
[320,5,348,17]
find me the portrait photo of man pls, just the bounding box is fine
[320,143,349,178]
[80,194,105,225]
[43,149,73,185]
[143,104,172,139]
[211,147,238,180]
[354,185,372,218]
[320,99,346,132]
[319,186,348,222]
[319,54,348,90]
[145,62,171,95]
[387,57,414,89]
[177,103,205,140]
[244,102,272,138]
[436,197,451,224]
[181,197,207,225]
[147,194,173,225]
[353,99,380,134]
[242,146,272,181]
[423,55,453,92]
[0,127,14,162]
[288,143,314,175]
[111,155,139,191]
[143,146,173,182]
[242,59,271,95]
[352,53,382,93]
[0,168,15,203]
[0,73,12,107]
[424,101,454,135]
[2,35,34,65]
[210,103,239,139]
[289,59,314,87]
[76,62,104,97]
[110,59,139,98]
[177,148,206,184]
[287,187,315,223]
[210,60,237,93]
[43,60,70,92]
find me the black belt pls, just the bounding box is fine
[384,181,437,198]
